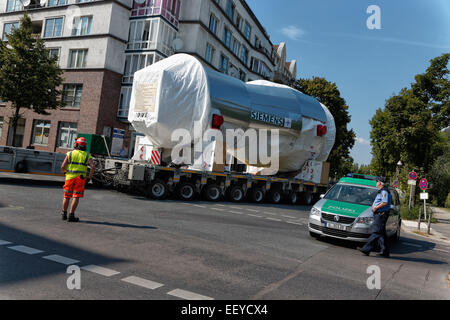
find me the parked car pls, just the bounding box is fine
[308,174,401,242]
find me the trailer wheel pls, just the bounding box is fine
[203,183,221,202]
[176,182,196,201]
[148,179,168,200]
[300,191,314,206]
[247,187,264,203]
[15,160,27,173]
[286,191,298,205]
[226,185,244,202]
[267,187,283,204]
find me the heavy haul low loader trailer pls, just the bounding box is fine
[93,158,330,205]
[0,146,66,176]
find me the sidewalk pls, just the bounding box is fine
[401,207,450,244]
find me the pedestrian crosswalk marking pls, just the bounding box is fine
[8,245,43,255]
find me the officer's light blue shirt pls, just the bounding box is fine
[372,189,391,212]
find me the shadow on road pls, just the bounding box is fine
[0,177,63,188]
[313,234,448,266]
[0,223,129,286]
[80,220,158,230]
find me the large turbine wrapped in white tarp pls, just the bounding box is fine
[129,54,335,175]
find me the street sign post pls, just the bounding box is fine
[419,178,429,223]
[408,172,417,210]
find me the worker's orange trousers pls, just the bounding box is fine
[63,176,86,199]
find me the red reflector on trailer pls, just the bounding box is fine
[317,125,327,136]
[212,114,224,130]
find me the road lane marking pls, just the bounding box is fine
[230,211,243,215]
[282,215,297,219]
[43,255,80,265]
[0,240,12,245]
[286,221,304,226]
[167,289,214,300]
[402,242,422,248]
[230,206,243,210]
[266,217,282,222]
[264,212,277,216]
[8,245,43,255]
[248,214,263,218]
[211,208,225,212]
[81,265,120,277]
[193,205,206,209]
[121,276,164,290]
[246,209,259,212]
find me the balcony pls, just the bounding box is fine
[131,0,180,29]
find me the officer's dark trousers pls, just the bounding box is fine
[362,211,389,254]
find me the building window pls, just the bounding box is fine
[159,21,176,56]
[244,21,251,40]
[209,14,218,35]
[32,120,51,146]
[127,19,159,50]
[76,0,93,3]
[239,69,246,81]
[235,13,242,31]
[240,46,248,66]
[2,22,19,41]
[62,84,83,108]
[222,26,231,48]
[226,0,235,21]
[219,54,229,74]
[44,17,63,38]
[72,16,92,36]
[123,53,155,84]
[118,87,132,118]
[47,0,67,6]
[9,118,25,147]
[68,49,88,68]
[0,117,3,139]
[48,47,60,62]
[57,122,77,149]
[205,43,214,64]
[251,57,271,78]
[231,37,240,56]
[6,0,22,12]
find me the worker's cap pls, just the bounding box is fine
[75,137,87,147]
[376,176,386,184]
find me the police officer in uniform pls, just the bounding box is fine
[359,177,392,257]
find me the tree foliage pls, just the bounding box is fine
[294,77,356,178]
[370,54,449,175]
[0,13,63,145]
[369,54,449,205]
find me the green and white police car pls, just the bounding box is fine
[309,174,402,242]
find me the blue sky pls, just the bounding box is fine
[246,0,450,165]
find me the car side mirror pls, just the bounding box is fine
[320,194,325,199]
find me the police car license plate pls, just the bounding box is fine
[324,222,347,231]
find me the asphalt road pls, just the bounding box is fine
[0,174,449,300]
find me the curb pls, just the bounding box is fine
[401,220,450,244]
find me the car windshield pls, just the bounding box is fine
[324,183,378,206]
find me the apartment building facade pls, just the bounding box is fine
[0,0,297,156]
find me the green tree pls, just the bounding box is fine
[428,130,450,207]
[294,77,356,178]
[370,54,449,177]
[0,13,63,146]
